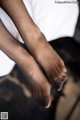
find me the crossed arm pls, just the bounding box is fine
[0,0,67,108]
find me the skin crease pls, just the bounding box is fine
[0,0,67,108]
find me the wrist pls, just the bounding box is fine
[22,27,44,51]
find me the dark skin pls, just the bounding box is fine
[0,0,67,108]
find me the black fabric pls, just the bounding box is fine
[0,37,80,120]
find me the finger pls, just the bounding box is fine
[41,84,52,108]
[43,95,53,108]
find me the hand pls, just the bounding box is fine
[0,20,52,108]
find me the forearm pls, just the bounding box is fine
[0,1,67,94]
[0,0,47,56]
[0,19,30,64]
[0,0,41,41]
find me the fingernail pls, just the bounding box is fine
[43,96,52,109]
[58,79,65,91]
[44,101,51,108]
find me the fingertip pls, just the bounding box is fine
[44,101,51,109]
[64,67,67,74]
[43,96,52,109]
[58,79,66,91]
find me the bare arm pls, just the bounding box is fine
[0,0,67,91]
[0,19,52,108]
